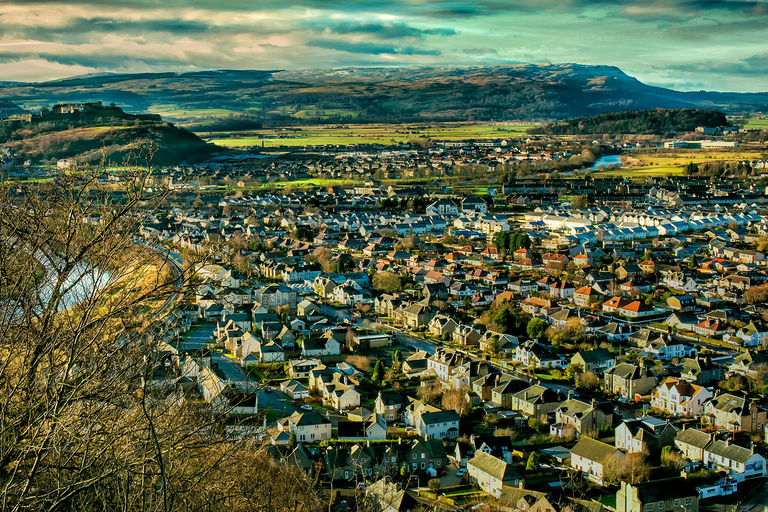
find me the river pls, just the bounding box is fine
[585,154,623,170]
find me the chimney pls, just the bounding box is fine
[519,481,524,489]
[591,398,597,409]
[568,390,573,401]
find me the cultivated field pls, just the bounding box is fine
[595,149,763,178]
[204,123,539,148]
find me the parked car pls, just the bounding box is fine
[301,404,313,411]
[456,468,466,477]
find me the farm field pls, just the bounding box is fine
[742,117,768,129]
[594,149,763,178]
[632,150,763,167]
[204,123,539,148]
[594,165,683,178]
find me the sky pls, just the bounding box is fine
[0,0,766,92]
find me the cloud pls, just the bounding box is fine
[0,0,763,91]
[306,39,441,56]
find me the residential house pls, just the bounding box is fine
[301,336,341,357]
[428,314,458,338]
[551,396,613,437]
[277,410,332,443]
[280,379,310,399]
[365,478,420,512]
[467,451,524,499]
[616,478,699,512]
[674,427,712,461]
[452,324,481,347]
[399,303,435,329]
[574,285,602,308]
[615,416,677,454]
[702,439,766,479]
[571,349,615,374]
[254,283,298,310]
[515,341,562,368]
[702,393,767,433]
[479,331,519,354]
[604,362,656,400]
[569,437,625,485]
[337,414,388,441]
[679,357,723,386]
[651,378,713,417]
[694,318,727,338]
[416,410,460,440]
[375,392,408,423]
[510,384,565,418]
[729,350,768,379]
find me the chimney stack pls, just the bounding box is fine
[568,390,573,401]
[591,398,597,409]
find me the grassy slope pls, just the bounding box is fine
[0,108,215,165]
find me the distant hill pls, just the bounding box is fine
[0,100,25,119]
[0,102,214,165]
[531,108,730,135]
[0,65,767,125]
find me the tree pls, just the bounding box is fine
[527,318,549,339]
[372,271,403,293]
[289,430,297,447]
[688,253,697,269]
[571,195,588,209]
[392,349,402,371]
[428,478,441,493]
[486,336,501,357]
[442,388,471,417]
[418,381,443,407]
[620,451,652,483]
[372,359,384,382]
[576,371,600,391]
[526,452,540,471]
[0,165,322,511]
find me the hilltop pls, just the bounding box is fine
[1,65,767,127]
[0,102,215,166]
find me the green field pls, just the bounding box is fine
[742,118,768,129]
[594,149,763,178]
[205,123,539,148]
[594,166,684,178]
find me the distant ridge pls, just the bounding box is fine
[1,65,766,124]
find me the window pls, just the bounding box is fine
[685,499,691,506]
[421,453,425,459]
[412,454,417,460]
[646,505,653,512]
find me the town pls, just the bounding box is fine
[117,129,768,512]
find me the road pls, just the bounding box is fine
[378,322,574,395]
[178,322,299,417]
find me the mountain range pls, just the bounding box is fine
[0,65,766,127]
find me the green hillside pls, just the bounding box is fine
[531,108,730,135]
[1,65,766,127]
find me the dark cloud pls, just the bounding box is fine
[306,39,441,56]
[315,22,455,39]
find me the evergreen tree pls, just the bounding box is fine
[372,360,384,382]
[526,452,540,471]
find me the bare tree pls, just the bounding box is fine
[0,161,321,511]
